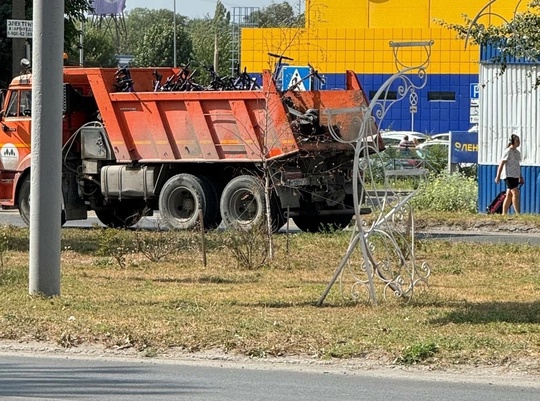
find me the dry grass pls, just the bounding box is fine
[0,221,539,369]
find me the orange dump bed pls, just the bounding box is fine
[63,68,371,163]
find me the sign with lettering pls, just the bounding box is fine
[470,83,479,99]
[7,19,33,38]
[450,131,478,164]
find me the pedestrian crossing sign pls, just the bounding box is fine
[281,66,311,91]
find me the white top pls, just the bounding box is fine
[500,147,521,179]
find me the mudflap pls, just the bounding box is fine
[62,172,87,221]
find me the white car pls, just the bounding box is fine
[429,133,450,141]
[380,131,431,147]
[416,139,449,159]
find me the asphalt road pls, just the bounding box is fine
[1,353,538,401]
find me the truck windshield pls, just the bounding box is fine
[5,90,31,117]
[6,91,19,117]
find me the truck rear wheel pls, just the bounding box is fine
[95,201,144,228]
[292,194,354,233]
[292,215,352,233]
[220,175,283,232]
[158,174,218,230]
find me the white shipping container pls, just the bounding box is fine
[479,64,540,166]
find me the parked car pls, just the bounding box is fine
[416,140,449,173]
[416,139,449,157]
[380,131,430,147]
[429,133,450,141]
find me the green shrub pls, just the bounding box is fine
[97,228,135,268]
[397,341,439,364]
[411,171,477,213]
[223,224,270,269]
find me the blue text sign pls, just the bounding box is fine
[470,83,479,99]
[451,131,478,164]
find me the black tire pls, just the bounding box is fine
[220,175,283,232]
[17,174,67,227]
[17,175,31,226]
[158,174,215,230]
[95,201,144,228]
[292,194,354,233]
[292,215,352,233]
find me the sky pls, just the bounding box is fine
[123,0,300,19]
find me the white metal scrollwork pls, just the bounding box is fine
[318,41,434,305]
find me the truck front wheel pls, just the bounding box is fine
[158,174,218,230]
[17,176,31,226]
[17,175,66,227]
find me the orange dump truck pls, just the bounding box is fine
[0,66,375,232]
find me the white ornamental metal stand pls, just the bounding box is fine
[317,41,434,306]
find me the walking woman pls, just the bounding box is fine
[495,134,524,215]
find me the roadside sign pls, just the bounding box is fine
[470,104,479,123]
[470,83,479,99]
[7,19,33,38]
[281,66,311,91]
[450,131,478,164]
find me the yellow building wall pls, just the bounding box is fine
[241,27,478,75]
[242,0,526,75]
[366,0,430,28]
[306,0,527,28]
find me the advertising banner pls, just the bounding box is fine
[90,0,126,15]
[450,131,478,164]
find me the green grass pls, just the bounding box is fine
[0,222,538,371]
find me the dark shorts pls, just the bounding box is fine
[506,177,520,190]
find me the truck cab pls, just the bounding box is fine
[0,75,33,210]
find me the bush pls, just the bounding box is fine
[411,171,477,213]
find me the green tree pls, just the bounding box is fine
[189,1,231,80]
[77,27,118,67]
[248,2,303,28]
[0,0,93,88]
[64,0,94,49]
[438,1,540,71]
[123,8,192,67]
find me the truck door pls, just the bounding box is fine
[0,89,32,172]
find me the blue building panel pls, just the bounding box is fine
[263,72,477,134]
[480,44,536,65]
[478,165,540,214]
[352,73,476,133]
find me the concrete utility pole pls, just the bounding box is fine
[28,0,64,296]
[11,0,26,77]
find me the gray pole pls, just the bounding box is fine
[173,0,177,67]
[28,0,64,296]
[79,20,85,66]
